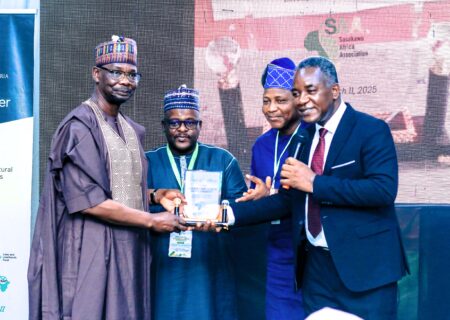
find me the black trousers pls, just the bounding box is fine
[302,244,398,320]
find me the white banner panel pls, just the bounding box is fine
[0,118,33,319]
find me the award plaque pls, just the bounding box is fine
[183,170,222,224]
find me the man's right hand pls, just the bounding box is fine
[150,211,188,233]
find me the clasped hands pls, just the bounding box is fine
[150,188,224,232]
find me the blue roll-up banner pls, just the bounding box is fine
[0,10,36,318]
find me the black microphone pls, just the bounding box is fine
[292,129,310,159]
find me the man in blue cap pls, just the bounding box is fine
[238,57,305,319]
[146,84,247,320]
[219,56,408,319]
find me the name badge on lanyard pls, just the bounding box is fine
[270,187,280,224]
[169,230,193,258]
[270,125,300,225]
[166,144,199,258]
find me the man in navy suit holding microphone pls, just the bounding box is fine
[223,56,409,319]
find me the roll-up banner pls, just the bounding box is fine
[0,9,36,319]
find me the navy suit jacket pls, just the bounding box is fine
[232,104,409,292]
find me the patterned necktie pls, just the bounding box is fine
[308,128,327,237]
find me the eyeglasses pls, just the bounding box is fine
[163,119,202,130]
[97,66,142,83]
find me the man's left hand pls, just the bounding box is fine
[154,189,187,212]
[191,204,233,232]
[280,157,316,193]
[235,175,271,202]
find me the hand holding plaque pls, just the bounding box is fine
[190,200,230,232]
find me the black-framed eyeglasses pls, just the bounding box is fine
[97,66,142,83]
[163,119,202,130]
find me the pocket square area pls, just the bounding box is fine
[331,160,356,170]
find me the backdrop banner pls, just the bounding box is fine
[195,0,450,204]
[0,10,35,319]
[194,1,450,319]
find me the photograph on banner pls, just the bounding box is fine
[194,0,450,203]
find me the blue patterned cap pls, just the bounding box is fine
[262,57,296,90]
[164,85,200,112]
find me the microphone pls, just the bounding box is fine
[282,129,310,189]
[292,129,310,159]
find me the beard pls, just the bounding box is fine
[106,88,135,105]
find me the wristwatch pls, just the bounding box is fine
[150,189,159,204]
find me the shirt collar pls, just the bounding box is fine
[315,99,347,135]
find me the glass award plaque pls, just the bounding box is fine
[183,170,222,224]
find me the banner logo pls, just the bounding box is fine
[305,16,368,61]
[0,276,10,293]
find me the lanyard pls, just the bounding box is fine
[272,124,301,188]
[166,143,199,192]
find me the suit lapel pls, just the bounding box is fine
[324,104,357,174]
[300,124,316,165]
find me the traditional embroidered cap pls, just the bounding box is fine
[262,57,296,90]
[95,35,137,67]
[163,85,200,112]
